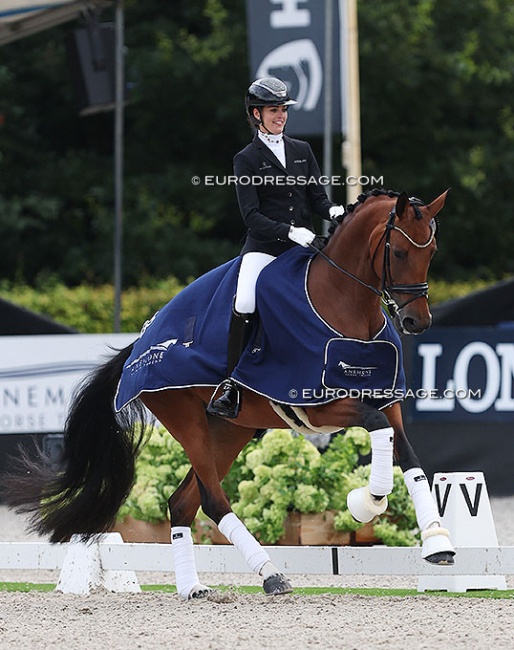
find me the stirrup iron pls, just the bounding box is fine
[206,380,241,419]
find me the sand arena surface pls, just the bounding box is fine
[0,500,513,650]
[1,590,514,650]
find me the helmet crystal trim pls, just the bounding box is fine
[245,77,297,126]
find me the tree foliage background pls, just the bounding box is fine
[0,0,513,288]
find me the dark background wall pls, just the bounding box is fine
[401,279,514,496]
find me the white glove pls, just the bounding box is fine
[329,205,346,219]
[288,226,316,247]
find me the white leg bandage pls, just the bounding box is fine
[368,427,394,496]
[218,512,271,575]
[171,527,201,600]
[403,467,440,531]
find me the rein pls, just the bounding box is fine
[313,203,437,317]
[311,245,383,297]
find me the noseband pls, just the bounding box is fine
[376,205,437,318]
[313,201,437,318]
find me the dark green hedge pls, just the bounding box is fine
[1,276,495,334]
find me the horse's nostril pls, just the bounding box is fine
[402,317,417,333]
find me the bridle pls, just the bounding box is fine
[311,200,438,318]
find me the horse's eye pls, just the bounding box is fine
[393,249,407,260]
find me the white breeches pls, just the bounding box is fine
[234,252,276,314]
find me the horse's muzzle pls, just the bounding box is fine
[397,312,432,335]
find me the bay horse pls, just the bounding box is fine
[4,188,455,600]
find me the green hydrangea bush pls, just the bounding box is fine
[118,426,191,523]
[119,425,420,547]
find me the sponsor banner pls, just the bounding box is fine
[0,333,136,434]
[246,0,342,136]
[406,327,514,422]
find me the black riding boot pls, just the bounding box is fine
[206,309,253,418]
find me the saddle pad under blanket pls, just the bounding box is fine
[232,247,406,409]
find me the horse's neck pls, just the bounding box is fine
[307,221,385,339]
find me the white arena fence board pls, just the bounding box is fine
[1,540,514,576]
[0,542,67,570]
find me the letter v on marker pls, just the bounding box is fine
[459,482,483,517]
[434,483,451,516]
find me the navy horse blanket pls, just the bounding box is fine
[115,247,406,412]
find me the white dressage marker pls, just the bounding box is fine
[56,533,140,595]
[418,472,507,592]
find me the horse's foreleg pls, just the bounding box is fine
[385,403,455,565]
[344,406,395,523]
[308,400,395,522]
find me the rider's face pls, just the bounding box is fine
[255,105,289,134]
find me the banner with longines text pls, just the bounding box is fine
[0,334,136,435]
[405,327,514,423]
[246,0,343,136]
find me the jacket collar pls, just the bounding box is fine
[252,131,289,174]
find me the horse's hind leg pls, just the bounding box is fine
[141,391,292,599]
[163,468,211,600]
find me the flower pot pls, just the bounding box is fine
[113,516,229,544]
[111,516,171,543]
[112,512,378,546]
[351,521,378,545]
[277,511,353,546]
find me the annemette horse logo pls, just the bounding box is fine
[338,360,378,378]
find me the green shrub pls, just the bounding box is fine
[0,275,500,333]
[120,425,420,547]
[0,276,186,333]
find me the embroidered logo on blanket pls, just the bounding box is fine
[125,339,178,374]
[338,360,378,378]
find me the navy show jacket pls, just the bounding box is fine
[234,132,336,256]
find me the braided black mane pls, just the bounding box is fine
[328,188,426,238]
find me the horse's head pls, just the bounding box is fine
[370,189,449,335]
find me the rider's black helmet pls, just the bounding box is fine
[245,77,297,126]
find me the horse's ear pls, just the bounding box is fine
[427,188,450,218]
[395,191,409,219]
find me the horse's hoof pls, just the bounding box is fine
[187,584,213,600]
[347,486,388,523]
[263,573,293,596]
[421,526,455,564]
[424,551,455,566]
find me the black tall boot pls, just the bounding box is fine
[206,309,253,418]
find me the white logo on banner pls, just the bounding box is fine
[0,334,135,434]
[416,341,514,413]
[256,39,322,111]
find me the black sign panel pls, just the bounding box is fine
[245,0,342,136]
[406,327,514,423]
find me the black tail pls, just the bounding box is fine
[2,343,149,542]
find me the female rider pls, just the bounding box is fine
[207,77,344,418]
